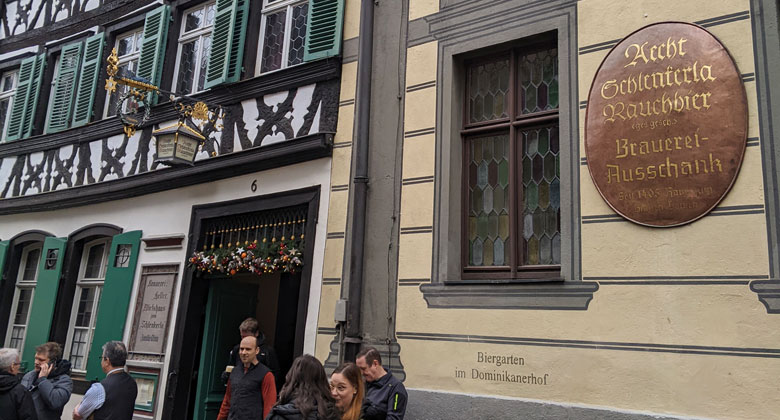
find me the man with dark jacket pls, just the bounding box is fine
[72,341,137,420]
[0,347,38,420]
[217,335,276,420]
[224,318,281,390]
[21,342,72,420]
[356,347,407,420]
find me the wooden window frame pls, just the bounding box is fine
[64,237,110,373]
[103,27,144,118]
[171,1,216,95]
[3,243,41,351]
[256,0,309,75]
[460,41,560,281]
[0,70,18,141]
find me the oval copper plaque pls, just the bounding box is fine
[585,22,747,227]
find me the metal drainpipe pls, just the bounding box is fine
[343,0,375,363]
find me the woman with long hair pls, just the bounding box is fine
[266,354,340,420]
[330,363,364,420]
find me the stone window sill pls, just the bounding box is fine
[420,280,599,310]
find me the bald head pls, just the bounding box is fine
[238,335,260,368]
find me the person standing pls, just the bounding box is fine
[355,347,407,420]
[0,347,38,420]
[217,335,277,420]
[266,354,339,420]
[224,318,281,389]
[21,342,72,420]
[72,341,137,420]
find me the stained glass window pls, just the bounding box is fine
[106,29,143,117]
[175,2,215,95]
[0,70,16,141]
[259,0,309,74]
[463,43,560,277]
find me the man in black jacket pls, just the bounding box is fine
[356,347,407,420]
[0,347,38,420]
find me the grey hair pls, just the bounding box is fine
[0,348,19,371]
[101,341,128,367]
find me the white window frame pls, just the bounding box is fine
[0,70,18,141]
[64,238,110,372]
[172,1,216,95]
[4,243,42,352]
[256,0,308,75]
[103,28,144,118]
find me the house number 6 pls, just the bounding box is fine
[251,180,257,192]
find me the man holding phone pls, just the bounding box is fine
[21,342,73,420]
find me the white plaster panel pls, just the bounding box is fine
[291,84,315,135]
[89,139,102,182]
[0,157,12,192]
[241,97,261,152]
[311,102,321,134]
[123,131,141,176]
[104,134,124,181]
[22,151,44,195]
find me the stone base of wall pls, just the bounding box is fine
[406,389,709,420]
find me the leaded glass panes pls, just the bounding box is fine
[0,98,10,139]
[0,71,16,140]
[522,125,560,265]
[468,57,510,124]
[175,2,215,95]
[462,41,560,277]
[261,10,286,72]
[260,0,309,74]
[468,134,510,266]
[107,29,142,117]
[288,3,308,66]
[519,47,558,115]
[177,40,199,93]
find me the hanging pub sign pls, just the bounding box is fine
[584,22,747,227]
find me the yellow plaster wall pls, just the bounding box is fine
[409,0,438,21]
[392,0,779,418]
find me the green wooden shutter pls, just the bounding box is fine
[45,42,83,134]
[204,0,249,89]
[21,237,67,369]
[6,54,46,141]
[71,33,105,127]
[0,241,9,281]
[137,5,170,104]
[303,0,344,61]
[85,230,142,381]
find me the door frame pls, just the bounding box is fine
[162,186,321,420]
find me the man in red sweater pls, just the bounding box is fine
[217,336,277,420]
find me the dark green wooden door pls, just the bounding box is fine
[193,277,257,420]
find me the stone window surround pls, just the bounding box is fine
[420,3,598,310]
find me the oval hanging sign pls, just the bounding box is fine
[584,22,747,227]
